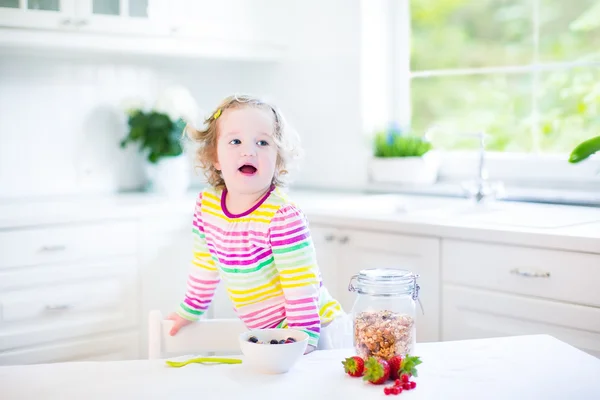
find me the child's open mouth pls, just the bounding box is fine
[238,164,257,176]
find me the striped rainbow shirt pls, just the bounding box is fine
[177,185,343,348]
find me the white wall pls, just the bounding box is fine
[0,0,374,199]
[0,55,277,198]
[266,0,370,190]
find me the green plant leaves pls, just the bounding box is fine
[373,131,432,158]
[120,110,186,164]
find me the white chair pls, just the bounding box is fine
[148,310,248,359]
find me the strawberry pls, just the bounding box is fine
[341,356,364,377]
[388,355,402,380]
[363,357,390,385]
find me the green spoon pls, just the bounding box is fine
[165,357,242,368]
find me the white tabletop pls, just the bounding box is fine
[1,335,599,399]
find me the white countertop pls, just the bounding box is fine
[0,188,599,253]
[1,335,599,399]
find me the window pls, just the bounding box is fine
[409,0,600,156]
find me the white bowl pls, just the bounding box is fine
[239,329,309,374]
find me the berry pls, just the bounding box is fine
[341,356,365,377]
[410,381,417,389]
[278,340,286,344]
[284,339,294,344]
[391,387,401,395]
[383,387,391,395]
[269,339,279,344]
[248,336,258,343]
[286,337,296,343]
[363,357,390,385]
[394,379,401,387]
[401,374,410,383]
[388,355,403,380]
[402,382,411,390]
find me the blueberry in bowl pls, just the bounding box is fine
[238,328,309,374]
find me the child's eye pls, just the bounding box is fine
[257,140,270,146]
[229,139,241,145]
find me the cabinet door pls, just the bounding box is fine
[443,284,600,358]
[339,230,441,342]
[0,0,75,29]
[0,332,139,365]
[74,0,167,35]
[310,224,342,301]
[0,257,139,353]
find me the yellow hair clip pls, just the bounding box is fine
[213,109,222,120]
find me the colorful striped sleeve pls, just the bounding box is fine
[177,193,221,321]
[269,204,322,348]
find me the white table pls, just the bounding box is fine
[2,335,599,399]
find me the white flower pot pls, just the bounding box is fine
[145,155,190,197]
[369,151,440,185]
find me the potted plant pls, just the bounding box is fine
[369,125,440,185]
[120,85,200,196]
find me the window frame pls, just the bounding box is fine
[394,0,600,190]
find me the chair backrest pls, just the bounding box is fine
[148,310,248,359]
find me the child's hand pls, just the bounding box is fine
[167,312,193,336]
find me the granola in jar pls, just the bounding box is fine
[353,310,415,360]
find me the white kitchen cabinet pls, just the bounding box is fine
[0,0,165,34]
[310,224,441,343]
[441,239,600,357]
[0,0,287,61]
[0,220,141,365]
[0,257,139,352]
[310,224,342,298]
[443,285,600,358]
[0,0,74,30]
[73,0,168,36]
[0,332,139,365]
[442,239,600,308]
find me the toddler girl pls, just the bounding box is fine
[168,94,350,353]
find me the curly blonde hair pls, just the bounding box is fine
[185,94,303,190]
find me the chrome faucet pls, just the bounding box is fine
[460,132,504,203]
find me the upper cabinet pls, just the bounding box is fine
[74,0,168,36]
[0,0,286,61]
[0,0,74,30]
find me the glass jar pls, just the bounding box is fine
[348,268,420,360]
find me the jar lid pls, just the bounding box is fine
[348,268,420,298]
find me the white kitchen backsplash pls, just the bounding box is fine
[0,54,273,199]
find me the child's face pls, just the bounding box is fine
[214,107,278,195]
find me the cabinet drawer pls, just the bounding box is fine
[0,332,139,365]
[0,258,138,350]
[442,240,600,307]
[442,285,600,358]
[0,221,137,269]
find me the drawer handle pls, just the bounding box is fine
[39,245,66,253]
[510,268,550,278]
[45,304,71,311]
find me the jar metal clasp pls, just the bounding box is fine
[347,274,358,292]
[412,277,425,315]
